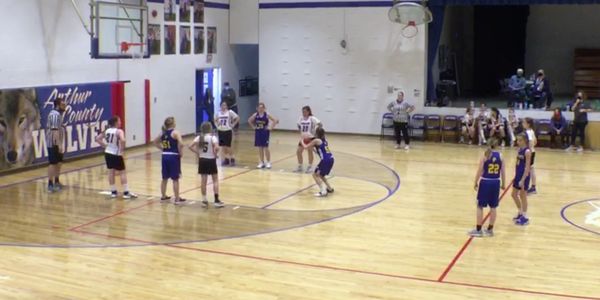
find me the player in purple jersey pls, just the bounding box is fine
[302,127,334,197]
[512,133,532,226]
[248,102,279,169]
[153,117,185,204]
[469,138,505,237]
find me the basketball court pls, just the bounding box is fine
[0,131,599,299]
[2,0,600,299]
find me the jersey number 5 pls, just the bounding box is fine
[202,142,209,153]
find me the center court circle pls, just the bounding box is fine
[0,152,400,248]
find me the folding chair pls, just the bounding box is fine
[536,119,552,148]
[426,115,442,142]
[380,113,394,140]
[410,114,426,140]
[442,115,460,143]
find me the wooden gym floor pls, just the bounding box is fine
[0,130,599,299]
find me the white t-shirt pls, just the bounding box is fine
[463,113,473,125]
[104,127,122,156]
[215,110,239,131]
[508,112,518,127]
[194,134,218,159]
[297,116,320,137]
[526,128,537,153]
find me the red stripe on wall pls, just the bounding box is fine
[110,82,126,132]
[144,79,151,144]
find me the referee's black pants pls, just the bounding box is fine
[394,121,410,145]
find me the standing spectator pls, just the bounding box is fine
[387,91,415,150]
[460,107,475,145]
[531,69,552,109]
[550,108,568,149]
[203,87,215,127]
[567,91,593,152]
[508,68,527,108]
[221,82,237,114]
[46,97,66,193]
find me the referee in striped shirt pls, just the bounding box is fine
[47,97,66,192]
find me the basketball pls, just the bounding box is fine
[303,137,312,145]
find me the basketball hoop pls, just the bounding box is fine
[120,41,146,58]
[388,1,433,39]
[402,21,418,38]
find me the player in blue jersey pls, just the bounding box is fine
[153,117,185,205]
[512,133,532,226]
[469,138,505,237]
[302,127,335,197]
[248,102,279,169]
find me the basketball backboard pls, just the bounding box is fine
[90,0,149,59]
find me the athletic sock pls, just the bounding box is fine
[214,193,220,202]
[110,185,116,192]
[54,177,60,184]
[123,184,129,192]
[48,180,53,186]
[202,195,208,202]
[476,225,482,231]
[487,225,494,231]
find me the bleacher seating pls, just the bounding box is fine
[574,49,600,98]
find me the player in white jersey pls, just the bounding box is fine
[295,106,322,173]
[189,121,224,208]
[523,117,538,194]
[95,116,137,199]
[214,102,240,166]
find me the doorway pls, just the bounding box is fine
[195,67,221,131]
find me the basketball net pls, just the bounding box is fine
[401,21,418,39]
[120,41,145,59]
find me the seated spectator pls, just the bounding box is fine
[508,68,527,108]
[530,69,552,109]
[460,107,475,145]
[476,103,490,146]
[506,107,520,146]
[488,107,506,146]
[550,108,568,149]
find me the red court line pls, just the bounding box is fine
[437,181,514,282]
[68,200,155,231]
[68,154,295,231]
[72,228,600,300]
